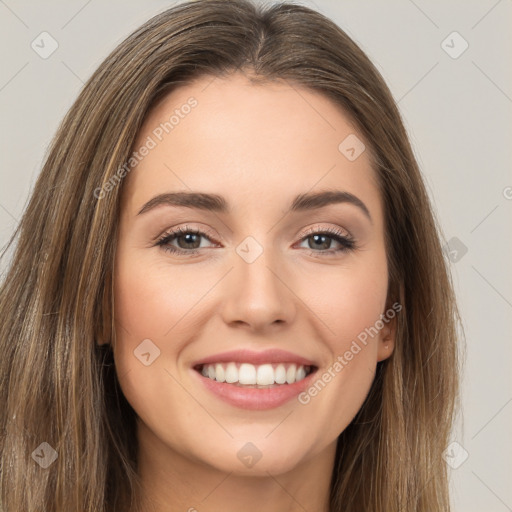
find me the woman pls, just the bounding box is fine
[0,0,461,510]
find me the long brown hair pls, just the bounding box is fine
[0,1,461,510]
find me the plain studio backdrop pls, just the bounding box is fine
[0,1,511,510]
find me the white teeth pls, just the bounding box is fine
[215,363,225,383]
[296,366,306,381]
[256,364,274,385]
[198,362,312,386]
[239,363,257,385]
[275,364,287,384]
[225,362,238,384]
[286,364,296,384]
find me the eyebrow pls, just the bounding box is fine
[137,189,372,222]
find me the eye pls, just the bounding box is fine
[296,226,356,256]
[155,225,356,258]
[155,225,218,256]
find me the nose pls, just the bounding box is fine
[220,245,297,332]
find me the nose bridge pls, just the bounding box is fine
[221,234,295,329]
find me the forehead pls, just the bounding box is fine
[122,72,381,221]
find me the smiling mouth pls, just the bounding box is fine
[193,362,318,388]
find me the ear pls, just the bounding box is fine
[376,311,397,362]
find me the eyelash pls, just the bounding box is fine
[155,224,356,257]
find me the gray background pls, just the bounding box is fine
[1,0,511,510]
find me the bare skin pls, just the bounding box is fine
[109,72,396,512]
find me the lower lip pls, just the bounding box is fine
[191,368,317,410]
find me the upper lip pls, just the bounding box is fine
[192,349,318,368]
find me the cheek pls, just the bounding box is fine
[113,275,162,356]
[292,251,388,414]
[113,253,207,341]
[112,254,217,402]
[297,254,388,348]
[333,273,387,341]
[294,267,387,441]
[112,256,195,440]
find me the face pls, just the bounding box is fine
[111,72,395,477]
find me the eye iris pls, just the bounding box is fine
[309,234,331,250]
[177,233,201,249]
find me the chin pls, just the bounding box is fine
[194,437,315,476]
